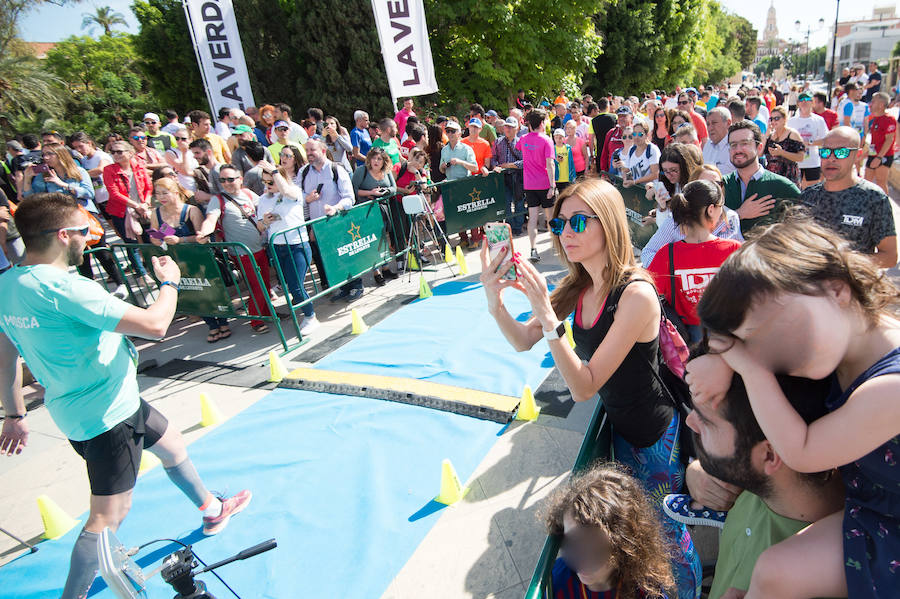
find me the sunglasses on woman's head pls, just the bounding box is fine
[549,214,601,235]
[819,147,855,159]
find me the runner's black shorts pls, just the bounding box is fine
[525,189,555,209]
[800,167,822,181]
[69,399,168,496]
[866,155,894,169]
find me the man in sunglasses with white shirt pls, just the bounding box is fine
[800,126,897,268]
[0,193,251,598]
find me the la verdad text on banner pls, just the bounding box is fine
[370,0,439,100]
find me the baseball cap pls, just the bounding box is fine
[232,124,252,134]
[503,117,519,127]
[553,128,565,137]
[468,117,483,128]
[274,120,290,129]
[485,110,498,118]
[6,140,24,152]
[444,120,461,131]
[616,106,632,115]
[798,93,813,101]
[435,115,448,124]
[143,113,160,123]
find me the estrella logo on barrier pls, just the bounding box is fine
[179,277,213,292]
[337,221,377,257]
[456,188,497,214]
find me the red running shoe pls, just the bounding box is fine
[202,490,252,535]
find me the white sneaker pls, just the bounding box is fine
[299,316,320,336]
[112,284,128,299]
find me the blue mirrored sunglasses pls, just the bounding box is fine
[549,214,601,235]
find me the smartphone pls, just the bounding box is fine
[485,222,516,281]
[32,163,49,174]
[653,180,670,202]
[316,183,324,194]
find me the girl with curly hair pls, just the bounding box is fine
[544,462,675,598]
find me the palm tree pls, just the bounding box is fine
[81,6,127,36]
[0,54,66,117]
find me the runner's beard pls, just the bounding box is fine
[67,242,85,267]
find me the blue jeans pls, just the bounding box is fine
[504,183,525,233]
[273,242,314,318]
[109,214,147,276]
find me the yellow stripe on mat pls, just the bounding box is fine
[280,368,520,422]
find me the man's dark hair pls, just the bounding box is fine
[525,109,546,131]
[844,82,859,92]
[300,119,315,129]
[219,164,240,177]
[728,119,762,144]
[721,374,834,486]
[408,124,427,143]
[522,102,533,112]
[469,103,485,117]
[188,110,211,124]
[218,107,231,120]
[307,107,323,121]
[14,192,80,252]
[813,92,828,105]
[164,109,178,121]
[69,131,93,146]
[726,98,746,121]
[586,102,599,114]
[244,141,265,162]
[42,131,64,142]
[597,97,609,111]
[745,96,762,110]
[276,103,292,117]
[189,138,212,152]
[22,134,40,150]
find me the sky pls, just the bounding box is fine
[718,0,894,49]
[19,0,899,47]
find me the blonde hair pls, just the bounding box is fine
[153,176,191,206]
[549,178,654,318]
[43,144,82,181]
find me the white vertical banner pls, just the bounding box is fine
[183,0,256,115]
[370,0,439,100]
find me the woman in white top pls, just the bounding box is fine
[257,163,319,334]
[165,127,198,192]
[323,115,353,173]
[620,118,660,188]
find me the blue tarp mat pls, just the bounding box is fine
[0,280,556,598]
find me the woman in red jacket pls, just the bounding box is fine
[102,141,153,276]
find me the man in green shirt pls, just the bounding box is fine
[142,112,176,153]
[678,364,845,599]
[0,193,251,598]
[722,120,800,234]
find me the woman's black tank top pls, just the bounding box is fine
[571,278,673,447]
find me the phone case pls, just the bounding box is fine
[485,222,516,281]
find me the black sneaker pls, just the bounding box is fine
[330,289,351,302]
[346,288,364,302]
[383,269,399,280]
[374,271,386,286]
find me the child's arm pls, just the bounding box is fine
[723,341,900,472]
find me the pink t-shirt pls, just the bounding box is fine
[571,137,587,172]
[516,131,554,190]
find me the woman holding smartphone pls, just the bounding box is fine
[480,178,702,599]
[351,147,398,284]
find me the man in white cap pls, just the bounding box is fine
[143,113,176,153]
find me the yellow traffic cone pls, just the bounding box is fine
[138,450,161,475]
[351,309,369,335]
[455,246,470,275]
[563,319,576,349]
[268,350,289,382]
[200,392,224,427]
[408,251,420,271]
[36,495,80,540]
[418,274,433,299]
[516,384,541,421]
[435,459,468,505]
[444,244,454,264]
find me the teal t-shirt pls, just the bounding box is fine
[0,265,138,441]
[371,137,401,168]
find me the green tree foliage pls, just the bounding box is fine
[423,0,604,111]
[40,34,158,138]
[81,5,128,36]
[131,0,207,113]
[754,55,781,77]
[585,0,705,95]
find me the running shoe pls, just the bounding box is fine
[662,494,727,529]
[202,490,252,535]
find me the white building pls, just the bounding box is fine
[825,6,900,71]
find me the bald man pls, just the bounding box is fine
[800,126,897,268]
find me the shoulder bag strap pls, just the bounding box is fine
[221,191,259,228]
[668,242,677,308]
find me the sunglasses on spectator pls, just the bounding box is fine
[262,179,276,186]
[819,147,856,159]
[41,225,89,236]
[632,131,645,137]
[769,116,783,121]
[144,120,157,125]
[549,214,601,235]
[276,127,289,131]
[175,136,189,141]
[111,150,128,155]
[220,176,241,182]
[677,100,690,105]
[132,135,147,141]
